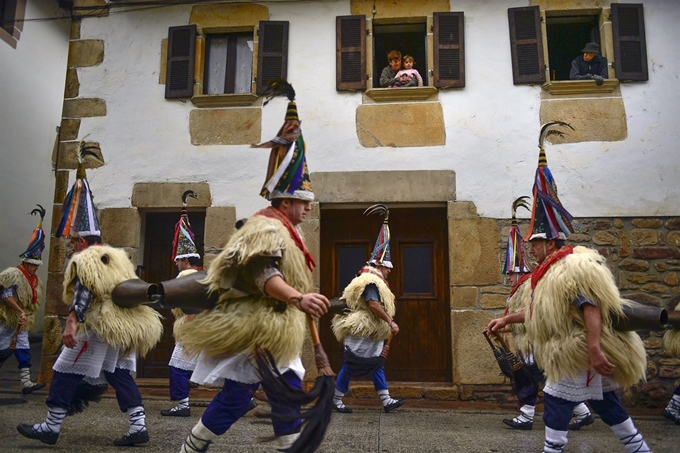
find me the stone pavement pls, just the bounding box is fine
[1,341,678,452]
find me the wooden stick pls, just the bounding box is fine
[307,315,334,376]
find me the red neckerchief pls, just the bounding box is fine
[503,272,532,316]
[529,246,574,318]
[17,265,39,304]
[255,206,316,272]
[358,266,389,287]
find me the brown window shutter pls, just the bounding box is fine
[165,25,196,99]
[336,15,366,91]
[433,12,465,88]
[611,3,648,82]
[508,6,545,85]
[256,21,289,94]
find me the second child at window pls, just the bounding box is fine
[394,55,423,87]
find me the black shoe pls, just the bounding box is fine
[246,399,258,413]
[17,423,59,445]
[113,429,149,446]
[22,382,46,395]
[503,418,533,430]
[161,406,190,417]
[384,399,405,413]
[662,408,680,425]
[334,404,353,414]
[569,414,595,430]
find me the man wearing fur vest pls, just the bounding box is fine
[331,204,404,414]
[18,161,162,447]
[662,297,680,425]
[0,205,48,395]
[486,124,650,453]
[174,84,330,453]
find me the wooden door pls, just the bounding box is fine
[319,207,451,382]
[137,211,205,378]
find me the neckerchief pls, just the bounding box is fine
[255,206,316,272]
[17,265,39,304]
[357,266,389,287]
[529,246,574,318]
[503,272,532,316]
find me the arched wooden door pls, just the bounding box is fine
[138,211,205,378]
[319,207,451,382]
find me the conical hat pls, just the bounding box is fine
[56,158,101,238]
[365,204,392,269]
[503,197,530,274]
[20,205,47,265]
[526,122,575,241]
[172,190,200,261]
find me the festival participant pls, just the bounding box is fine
[0,205,48,395]
[485,122,650,453]
[331,204,404,414]
[173,80,330,452]
[662,297,680,425]
[17,153,163,446]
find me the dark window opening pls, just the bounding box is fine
[204,32,254,94]
[546,15,600,81]
[401,244,434,296]
[336,244,370,297]
[0,0,16,34]
[373,22,427,88]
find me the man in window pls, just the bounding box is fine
[569,42,608,85]
[0,205,47,395]
[331,204,404,414]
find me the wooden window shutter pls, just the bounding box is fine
[165,25,196,99]
[508,6,545,85]
[256,21,289,94]
[611,3,648,82]
[336,15,366,91]
[433,12,465,88]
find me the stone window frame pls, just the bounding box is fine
[0,0,25,49]
[337,12,464,103]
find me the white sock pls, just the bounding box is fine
[172,397,190,411]
[274,432,300,451]
[333,389,346,408]
[126,406,146,434]
[180,419,218,453]
[610,418,651,453]
[377,389,397,407]
[34,406,67,434]
[20,368,35,387]
[513,404,535,423]
[666,394,680,413]
[544,426,568,453]
[572,402,590,421]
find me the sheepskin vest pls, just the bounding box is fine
[63,245,163,357]
[0,267,43,331]
[331,268,395,343]
[525,246,646,387]
[507,276,531,355]
[174,215,311,365]
[663,304,680,357]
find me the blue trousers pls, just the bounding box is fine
[14,348,32,369]
[543,391,629,431]
[675,385,680,396]
[47,368,143,412]
[335,363,388,394]
[169,366,193,401]
[202,370,301,437]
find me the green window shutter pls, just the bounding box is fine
[611,3,648,82]
[508,6,545,85]
[336,15,366,91]
[256,21,289,95]
[433,12,465,88]
[165,25,196,99]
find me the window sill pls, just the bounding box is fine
[191,93,259,108]
[541,79,620,95]
[365,86,438,103]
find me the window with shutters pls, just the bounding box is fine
[336,12,464,93]
[545,14,600,81]
[204,32,254,95]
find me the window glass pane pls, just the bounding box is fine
[206,35,228,94]
[402,245,432,294]
[337,246,367,294]
[234,36,253,93]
